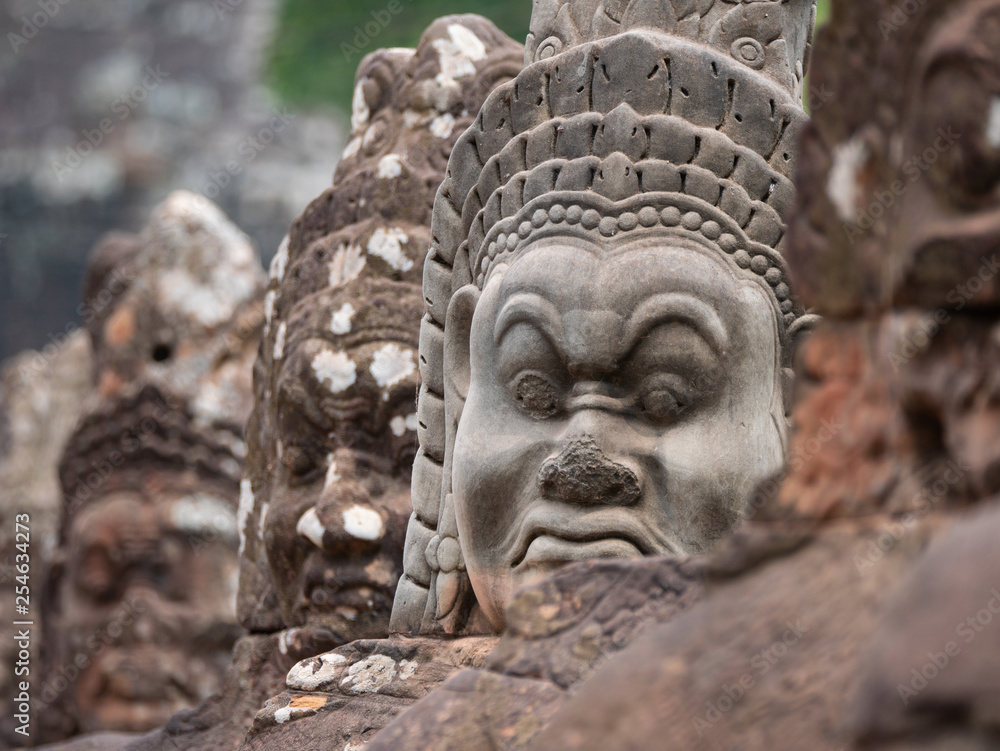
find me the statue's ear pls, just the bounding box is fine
[443,285,481,421]
[783,313,822,417]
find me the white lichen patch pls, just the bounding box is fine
[430,113,455,139]
[403,109,430,129]
[274,322,287,360]
[171,493,237,541]
[270,235,290,282]
[279,627,302,656]
[342,504,384,541]
[329,243,367,286]
[273,705,319,724]
[191,382,231,427]
[258,501,270,543]
[340,654,397,694]
[159,268,237,328]
[377,154,403,179]
[988,96,1000,150]
[237,479,254,556]
[433,24,486,89]
[286,652,348,691]
[390,413,418,437]
[264,290,276,325]
[398,659,418,680]
[827,137,869,224]
[351,78,370,133]
[330,303,356,335]
[370,344,416,389]
[343,136,363,159]
[312,350,357,393]
[296,507,325,549]
[344,743,367,751]
[367,227,413,272]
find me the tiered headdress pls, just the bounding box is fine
[392,0,818,635]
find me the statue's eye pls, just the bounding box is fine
[284,445,321,482]
[512,372,562,419]
[639,376,692,424]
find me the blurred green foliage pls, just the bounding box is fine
[267,0,530,110]
[266,0,833,112]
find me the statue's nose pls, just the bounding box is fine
[297,482,387,555]
[538,436,641,506]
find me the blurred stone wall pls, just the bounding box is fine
[0,0,345,361]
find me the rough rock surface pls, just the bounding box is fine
[526,521,940,750]
[243,636,498,751]
[367,557,703,751]
[238,555,701,751]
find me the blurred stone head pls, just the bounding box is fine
[83,190,265,415]
[41,384,246,740]
[36,191,264,742]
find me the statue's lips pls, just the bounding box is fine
[510,512,657,570]
[303,558,394,613]
[518,534,644,569]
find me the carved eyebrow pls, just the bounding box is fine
[624,293,728,355]
[494,293,566,349]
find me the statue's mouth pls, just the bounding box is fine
[516,534,644,570]
[510,512,659,571]
[302,559,395,618]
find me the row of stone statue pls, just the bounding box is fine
[16,0,1000,749]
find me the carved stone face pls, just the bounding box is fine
[263,288,421,636]
[52,490,240,732]
[449,232,785,627]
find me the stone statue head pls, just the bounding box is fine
[41,384,246,738]
[236,16,523,644]
[36,192,264,742]
[82,191,265,408]
[392,0,819,634]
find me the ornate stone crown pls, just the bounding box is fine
[392,0,817,635]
